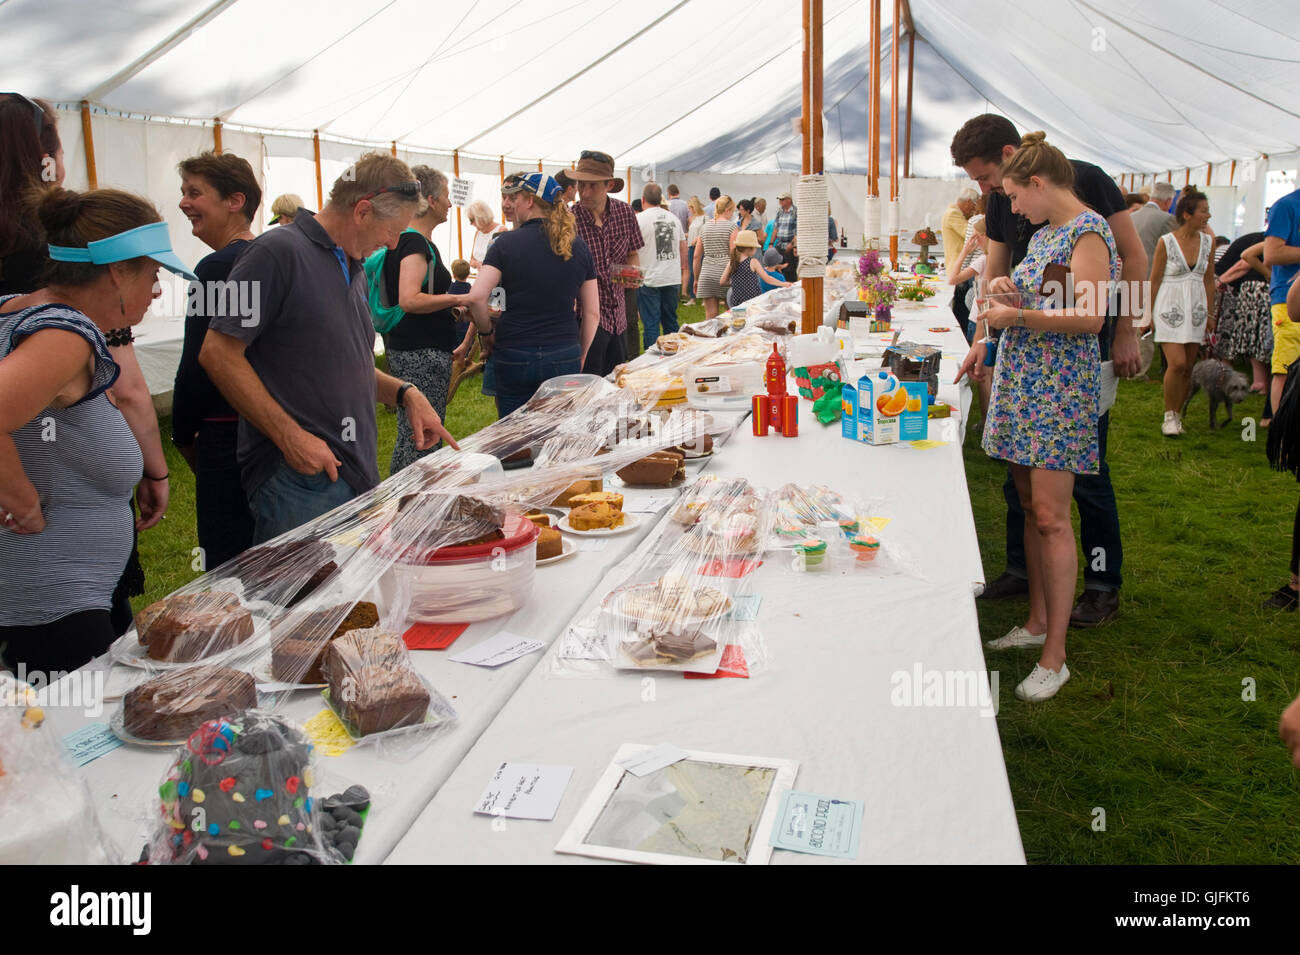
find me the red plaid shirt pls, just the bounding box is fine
[572,196,643,334]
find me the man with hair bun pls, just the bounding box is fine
[201,152,457,543]
[951,113,1146,629]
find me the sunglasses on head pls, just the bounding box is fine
[580,150,613,166]
[2,92,44,134]
[359,181,421,203]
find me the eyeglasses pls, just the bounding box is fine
[358,181,422,203]
[580,150,613,166]
[1,92,44,134]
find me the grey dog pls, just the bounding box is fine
[1181,359,1250,429]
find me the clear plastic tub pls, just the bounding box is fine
[385,513,539,623]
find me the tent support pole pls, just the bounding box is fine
[889,0,900,270]
[391,141,397,157]
[868,0,880,201]
[627,167,631,204]
[1185,168,1190,186]
[500,157,505,184]
[1229,160,1237,186]
[903,4,914,179]
[1206,163,1212,186]
[214,119,223,154]
[800,0,824,334]
[537,160,543,173]
[80,102,97,189]
[454,150,463,259]
[312,131,323,210]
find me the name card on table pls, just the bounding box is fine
[63,723,124,766]
[475,762,573,820]
[769,790,863,859]
[450,631,544,668]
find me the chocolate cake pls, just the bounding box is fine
[123,665,257,741]
[323,629,430,736]
[154,710,320,864]
[237,538,337,607]
[616,450,685,487]
[135,592,255,663]
[271,601,380,683]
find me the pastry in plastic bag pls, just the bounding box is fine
[323,628,431,736]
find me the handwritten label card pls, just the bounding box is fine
[475,762,573,820]
[449,631,544,668]
[63,723,123,766]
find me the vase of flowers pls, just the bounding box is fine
[856,249,896,323]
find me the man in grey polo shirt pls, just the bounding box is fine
[201,152,457,543]
[1131,181,1176,264]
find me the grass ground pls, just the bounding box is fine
[134,303,1298,862]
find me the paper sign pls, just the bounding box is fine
[475,762,573,820]
[683,645,749,679]
[907,439,950,450]
[450,176,473,206]
[617,743,689,777]
[404,621,469,650]
[304,709,355,757]
[63,723,123,766]
[450,631,544,668]
[769,791,863,859]
[577,538,608,552]
[558,624,607,661]
[727,594,763,622]
[624,493,676,513]
[698,558,763,578]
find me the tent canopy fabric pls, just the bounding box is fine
[7,0,1299,178]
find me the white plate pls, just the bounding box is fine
[109,706,195,748]
[252,659,327,691]
[556,513,642,537]
[536,536,578,566]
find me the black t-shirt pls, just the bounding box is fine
[985,159,1126,269]
[1215,231,1266,287]
[383,230,457,352]
[173,239,250,446]
[0,246,46,295]
[484,218,596,348]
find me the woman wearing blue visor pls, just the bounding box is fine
[0,188,195,674]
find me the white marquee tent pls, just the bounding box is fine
[6,0,1300,390]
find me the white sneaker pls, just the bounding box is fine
[1015,663,1071,701]
[1175,412,1185,434]
[1161,411,1180,436]
[984,626,1047,650]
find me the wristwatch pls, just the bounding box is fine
[396,382,415,408]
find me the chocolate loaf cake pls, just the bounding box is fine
[123,665,257,741]
[237,538,337,607]
[136,592,255,663]
[616,451,685,487]
[323,629,429,736]
[271,601,380,683]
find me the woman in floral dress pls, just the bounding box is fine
[979,132,1119,703]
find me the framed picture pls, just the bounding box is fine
[555,744,798,865]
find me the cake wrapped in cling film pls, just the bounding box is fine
[541,475,773,679]
[108,372,718,704]
[0,673,118,864]
[146,709,336,865]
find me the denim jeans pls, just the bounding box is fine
[637,284,681,349]
[489,341,583,418]
[1002,325,1122,591]
[194,419,254,569]
[248,460,357,544]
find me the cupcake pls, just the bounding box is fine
[795,538,827,568]
[849,535,880,563]
[838,517,860,537]
[776,523,807,539]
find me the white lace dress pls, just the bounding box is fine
[1153,231,1211,344]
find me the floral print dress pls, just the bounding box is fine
[981,210,1118,475]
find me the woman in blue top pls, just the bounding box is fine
[466,173,599,417]
[976,132,1118,703]
[0,187,194,673]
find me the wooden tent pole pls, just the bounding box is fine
[889,0,900,270]
[800,0,824,334]
[626,167,631,204]
[312,131,323,209]
[868,0,880,199]
[454,149,463,258]
[1185,168,1190,186]
[1206,163,1213,186]
[80,101,98,189]
[537,159,543,173]
[1229,160,1237,186]
[390,140,397,157]
[214,119,223,154]
[903,8,914,179]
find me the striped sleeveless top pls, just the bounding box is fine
[0,297,141,626]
